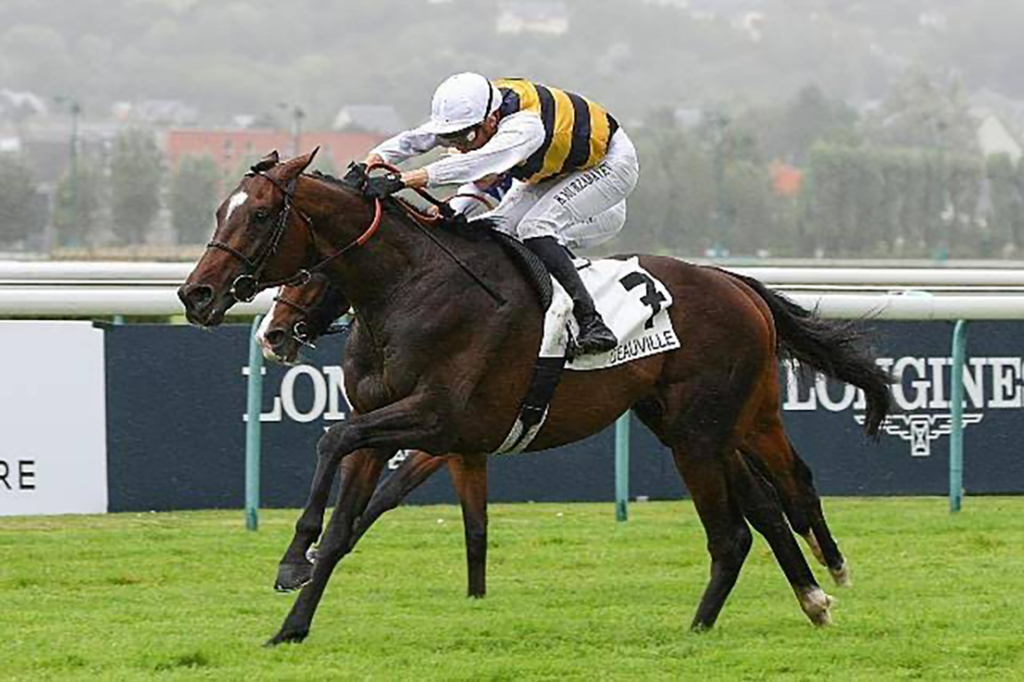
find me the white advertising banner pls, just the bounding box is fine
[0,321,107,516]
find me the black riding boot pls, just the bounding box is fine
[524,236,618,355]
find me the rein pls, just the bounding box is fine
[367,163,506,306]
[273,288,350,348]
[207,160,503,306]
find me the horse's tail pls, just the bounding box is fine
[722,269,892,437]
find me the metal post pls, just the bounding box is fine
[69,100,80,247]
[711,111,729,258]
[615,412,631,522]
[293,106,305,158]
[245,315,265,530]
[54,96,81,248]
[279,103,305,157]
[949,319,968,513]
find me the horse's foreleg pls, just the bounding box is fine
[347,451,449,549]
[316,391,459,462]
[274,444,395,592]
[447,454,488,598]
[276,387,460,592]
[268,450,387,646]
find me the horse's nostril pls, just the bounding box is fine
[184,284,214,309]
[265,329,287,348]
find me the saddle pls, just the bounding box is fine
[474,227,553,311]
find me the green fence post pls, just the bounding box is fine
[949,320,969,513]
[245,315,264,530]
[615,412,630,522]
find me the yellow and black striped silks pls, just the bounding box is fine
[493,78,619,185]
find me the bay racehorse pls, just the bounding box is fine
[178,150,891,645]
[257,268,862,598]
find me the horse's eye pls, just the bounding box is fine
[253,208,270,222]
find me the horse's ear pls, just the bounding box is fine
[252,150,280,173]
[278,147,320,183]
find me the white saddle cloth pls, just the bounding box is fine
[544,256,680,371]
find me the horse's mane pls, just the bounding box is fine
[304,170,497,243]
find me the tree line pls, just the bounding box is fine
[1,76,1023,258]
[612,76,1024,260]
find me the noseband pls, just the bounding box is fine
[271,291,319,347]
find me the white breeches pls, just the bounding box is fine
[469,128,639,251]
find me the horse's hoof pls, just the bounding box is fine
[274,561,313,592]
[829,561,852,588]
[798,587,835,627]
[265,628,309,647]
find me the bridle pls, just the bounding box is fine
[270,292,317,347]
[204,160,503,306]
[205,167,383,303]
[271,283,348,348]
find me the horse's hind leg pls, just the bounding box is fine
[721,449,835,626]
[649,372,833,628]
[447,454,488,598]
[743,421,850,587]
[790,441,849,586]
[670,446,752,630]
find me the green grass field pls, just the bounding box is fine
[1,498,1022,681]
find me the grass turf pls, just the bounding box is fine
[1,498,1021,680]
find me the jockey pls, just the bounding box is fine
[358,72,639,355]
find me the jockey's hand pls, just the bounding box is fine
[341,162,367,190]
[364,171,405,200]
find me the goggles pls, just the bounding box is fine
[437,125,480,147]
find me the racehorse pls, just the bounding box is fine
[179,150,892,645]
[257,269,862,598]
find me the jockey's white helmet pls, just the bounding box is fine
[424,72,502,135]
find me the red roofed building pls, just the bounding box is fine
[769,161,803,198]
[164,129,388,172]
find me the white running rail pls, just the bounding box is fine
[3,261,1024,319]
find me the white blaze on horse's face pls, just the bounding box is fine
[255,302,283,362]
[225,191,249,222]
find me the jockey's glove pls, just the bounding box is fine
[364,171,405,200]
[341,162,368,190]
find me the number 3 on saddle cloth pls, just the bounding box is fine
[495,256,680,454]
